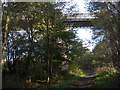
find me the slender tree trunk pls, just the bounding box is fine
[45,11,52,83]
[2,15,10,65]
[7,40,10,61]
[26,20,34,81]
[46,19,50,83]
[26,27,31,72]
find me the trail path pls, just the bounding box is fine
[69,71,96,88]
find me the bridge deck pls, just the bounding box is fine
[64,12,95,22]
[66,18,93,22]
[63,12,95,27]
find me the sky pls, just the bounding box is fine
[71,0,88,13]
[63,0,88,13]
[66,0,96,51]
[74,27,96,51]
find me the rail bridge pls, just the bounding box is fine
[63,12,95,27]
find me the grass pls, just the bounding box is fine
[3,69,86,88]
[93,72,120,88]
[3,75,25,88]
[3,74,47,88]
[49,69,87,88]
[3,74,84,88]
[49,75,82,88]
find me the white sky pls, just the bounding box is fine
[74,28,95,51]
[68,0,96,51]
[72,0,88,12]
[63,0,88,13]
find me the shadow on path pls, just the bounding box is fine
[69,71,96,88]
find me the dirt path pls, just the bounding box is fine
[69,72,96,88]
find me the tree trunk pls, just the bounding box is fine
[46,20,50,83]
[45,12,52,83]
[1,15,10,66]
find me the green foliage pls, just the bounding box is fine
[2,2,90,88]
[94,73,120,88]
[88,2,120,70]
[3,2,116,88]
[49,75,81,88]
[93,66,120,88]
[69,62,85,77]
[2,75,25,88]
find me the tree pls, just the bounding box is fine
[2,2,91,88]
[2,2,69,83]
[87,2,120,70]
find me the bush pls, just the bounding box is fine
[93,66,120,88]
[95,66,117,75]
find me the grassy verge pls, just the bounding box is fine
[93,72,120,88]
[3,70,86,88]
[49,75,82,88]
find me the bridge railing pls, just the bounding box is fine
[63,12,95,20]
[66,18,93,21]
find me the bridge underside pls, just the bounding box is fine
[64,20,93,27]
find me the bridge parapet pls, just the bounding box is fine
[66,18,93,22]
[63,12,95,22]
[63,12,95,19]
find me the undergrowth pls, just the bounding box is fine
[93,67,120,88]
[49,75,81,88]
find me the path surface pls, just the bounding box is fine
[70,71,96,88]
